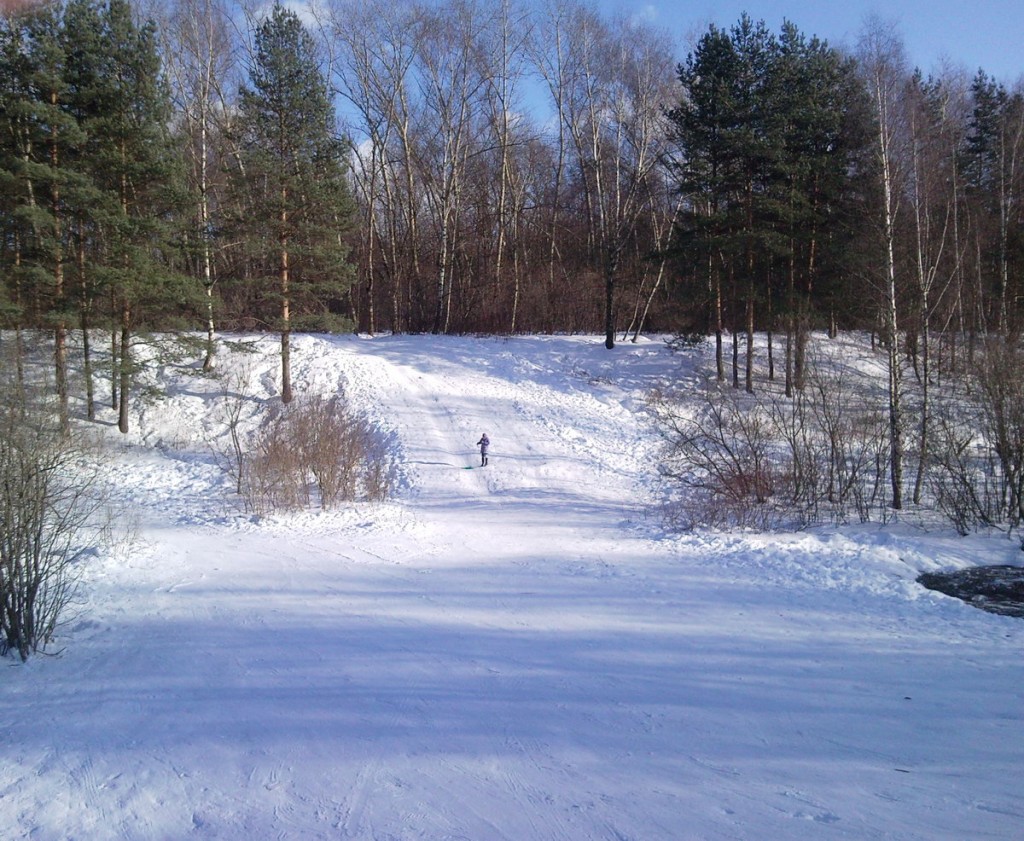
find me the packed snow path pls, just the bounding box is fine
[1,334,1021,840]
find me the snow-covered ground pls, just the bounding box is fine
[2,333,1021,840]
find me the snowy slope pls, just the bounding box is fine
[1,333,1021,841]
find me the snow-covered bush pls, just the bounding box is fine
[241,393,397,514]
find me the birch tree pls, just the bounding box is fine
[906,72,967,503]
[553,3,674,349]
[163,0,237,371]
[415,0,487,334]
[329,0,422,334]
[479,0,531,331]
[859,16,908,509]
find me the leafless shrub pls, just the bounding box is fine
[660,337,1024,536]
[930,339,1024,539]
[0,373,108,660]
[802,364,890,524]
[246,408,308,514]
[929,410,997,536]
[654,383,789,530]
[290,394,362,507]
[240,392,397,514]
[766,390,823,524]
[208,362,257,496]
[655,354,893,531]
[358,424,401,502]
[975,340,1024,530]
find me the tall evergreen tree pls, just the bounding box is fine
[671,16,870,391]
[672,16,783,390]
[964,71,1024,335]
[670,25,741,381]
[772,21,871,392]
[60,0,113,421]
[0,10,35,344]
[26,3,77,430]
[64,0,187,433]
[0,2,83,427]
[729,15,780,392]
[232,2,355,404]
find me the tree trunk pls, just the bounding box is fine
[77,227,94,421]
[714,255,724,381]
[604,250,617,350]
[745,289,754,394]
[118,301,131,434]
[50,98,69,434]
[863,30,905,510]
[81,308,93,421]
[280,234,292,405]
[200,110,216,372]
[110,290,118,411]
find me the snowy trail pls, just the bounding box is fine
[1,334,1021,840]
[330,335,655,510]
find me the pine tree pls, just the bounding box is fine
[0,2,83,427]
[671,16,870,392]
[63,0,188,433]
[964,72,1024,335]
[232,2,355,404]
[0,10,35,349]
[672,16,781,391]
[772,22,871,393]
[729,15,781,393]
[670,25,741,381]
[27,4,77,430]
[60,0,113,421]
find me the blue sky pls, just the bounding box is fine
[606,0,1024,83]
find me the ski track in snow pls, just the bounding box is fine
[1,333,1022,840]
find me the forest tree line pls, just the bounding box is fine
[2,0,1024,416]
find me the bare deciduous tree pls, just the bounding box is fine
[161,0,238,372]
[859,15,908,510]
[416,0,488,334]
[331,0,425,334]
[542,2,675,348]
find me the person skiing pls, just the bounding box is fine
[476,432,490,467]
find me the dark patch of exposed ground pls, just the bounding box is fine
[918,565,1024,618]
